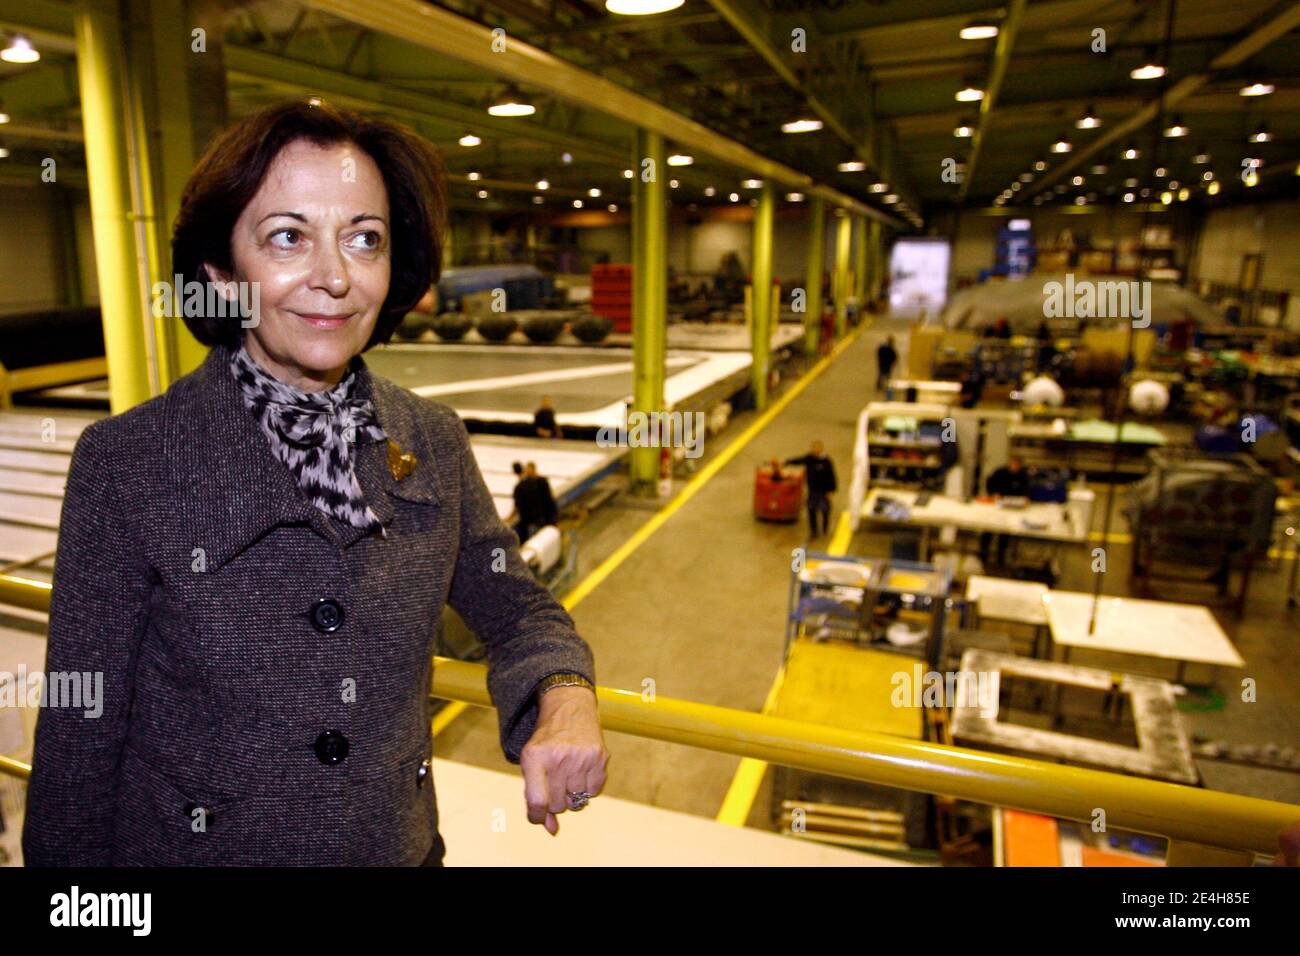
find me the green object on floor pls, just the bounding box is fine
[1068,419,1167,445]
[1176,686,1226,712]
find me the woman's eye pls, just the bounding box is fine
[348,230,382,251]
[269,228,301,249]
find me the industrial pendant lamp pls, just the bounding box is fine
[605,0,684,14]
[487,85,535,117]
[1,33,39,63]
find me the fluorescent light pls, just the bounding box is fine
[1160,190,1173,204]
[1,34,39,64]
[608,204,618,212]
[1071,176,1084,186]
[477,189,488,199]
[1163,116,1188,137]
[535,179,549,190]
[667,154,694,166]
[532,196,544,204]
[1034,160,1047,172]
[487,87,535,116]
[573,199,583,208]
[1207,180,1221,195]
[1090,164,1108,175]
[606,0,684,13]
[1178,188,1190,201]
[1076,106,1102,129]
[588,187,601,197]
[623,168,633,178]
[669,179,679,188]
[959,20,999,40]
[467,171,481,181]
[1249,124,1272,143]
[1019,173,1034,182]
[1239,82,1274,97]
[704,186,716,196]
[729,192,739,202]
[782,118,823,133]
[1202,171,1214,182]
[1122,192,1135,203]
[742,179,762,188]
[1051,135,1072,153]
[1122,145,1140,160]
[561,152,573,164]
[458,132,481,147]
[955,84,985,102]
[869,182,888,193]
[954,121,974,137]
[1193,149,1210,164]
[1154,167,1166,178]
[1131,62,1165,80]
[0,112,8,124]
[882,194,899,203]
[786,192,805,201]
[838,161,865,172]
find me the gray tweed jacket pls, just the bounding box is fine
[22,340,595,866]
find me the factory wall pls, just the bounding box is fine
[1191,198,1300,292]
[0,185,90,313]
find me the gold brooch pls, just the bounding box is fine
[387,439,418,481]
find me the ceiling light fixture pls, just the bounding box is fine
[605,0,685,15]
[781,117,823,133]
[1,34,39,64]
[1239,82,1274,97]
[487,86,535,117]
[959,20,999,40]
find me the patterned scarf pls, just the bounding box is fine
[230,341,388,534]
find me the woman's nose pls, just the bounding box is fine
[307,243,350,296]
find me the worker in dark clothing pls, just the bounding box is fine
[785,440,837,538]
[512,461,559,541]
[1035,320,1055,374]
[876,335,898,391]
[980,455,1031,568]
[533,396,563,439]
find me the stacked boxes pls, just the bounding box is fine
[591,263,633,333]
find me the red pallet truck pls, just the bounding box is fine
[754,458,805,522]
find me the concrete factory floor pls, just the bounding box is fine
[434,316,1300,837]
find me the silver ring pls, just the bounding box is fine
[566,790,592,812]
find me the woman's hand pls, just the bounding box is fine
[520,686,608,835]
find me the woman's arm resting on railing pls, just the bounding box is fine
[441,412,605,831]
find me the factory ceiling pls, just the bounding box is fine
[0,0,1297,223]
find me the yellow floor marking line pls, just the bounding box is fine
[717,509,854,826]
[437,326,866,741]
[562,325,865,614]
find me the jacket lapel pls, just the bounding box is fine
[168,342,442,569]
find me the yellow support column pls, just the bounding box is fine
[802,197,825,356]
[750,181,775,409]
[75,0,153,413]
[853,215,868,308]
[833,211,852,339]
[629,129,667,492]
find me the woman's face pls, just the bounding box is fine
[207,138,391,392]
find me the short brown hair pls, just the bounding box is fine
[171,99,447,349]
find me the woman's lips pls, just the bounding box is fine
[293,311,355,329]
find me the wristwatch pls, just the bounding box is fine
[536,672,595,699]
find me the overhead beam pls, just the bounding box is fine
[959,0,1026,202]
[300,0,903,225]
[1021,2,1300,201]
[705,0,921,214]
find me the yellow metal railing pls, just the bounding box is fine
[3,574,1297,863]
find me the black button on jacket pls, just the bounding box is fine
[22,342,596,866]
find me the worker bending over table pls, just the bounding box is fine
[980,455,1031,569]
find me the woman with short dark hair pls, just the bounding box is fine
[23,99,606,867]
